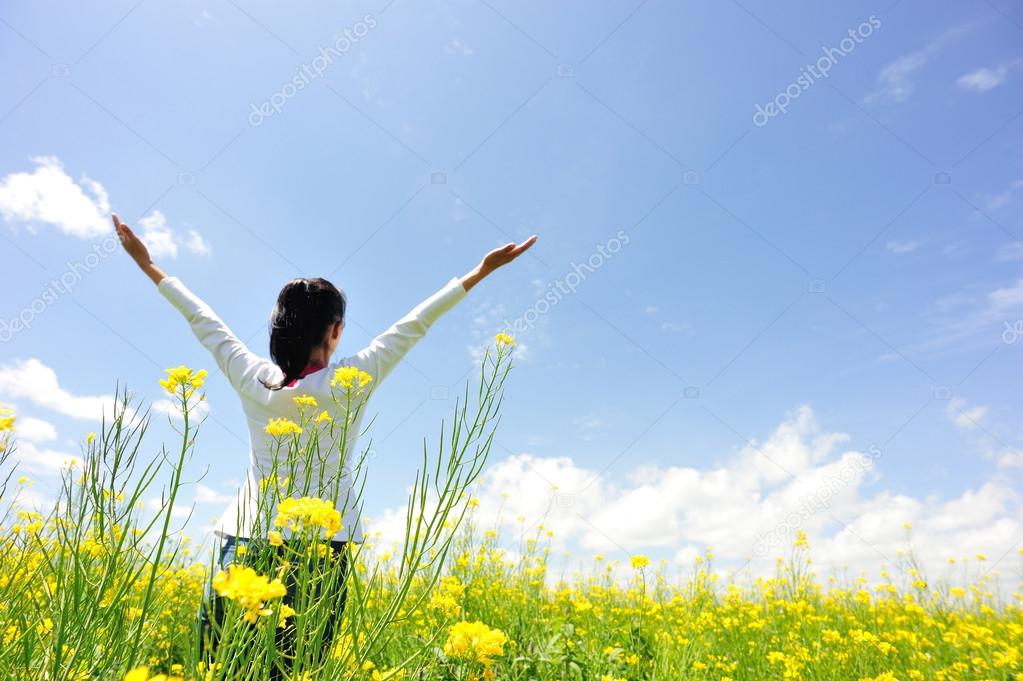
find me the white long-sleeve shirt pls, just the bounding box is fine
[158,275,467,543]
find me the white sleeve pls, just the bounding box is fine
[158,276,271,394]
[342,277,467,384]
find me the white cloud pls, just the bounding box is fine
[995,242,1023,262]
[0,359,115,421]
[0,157,210,257]
[986,178,1023,211]
[445,38,475,57]
[885,240,920,254]
[138,211,178,259]
[14,416,58,443]
[152,398,210,421]
[9,439,82,476]
[864,25,972,105]
[909,277,1023,357]
[989,278,1023,313]
[945,398,988,430]
[186,228,212,256]
[369,407,1022,583]
[0,156,111,238]
[136,211,211,260]
[957,61,1019,92]
[194,483,233,505]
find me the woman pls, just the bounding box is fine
[113,213,536,672]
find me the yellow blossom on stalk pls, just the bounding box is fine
[795,529,809,548]
[495,332,516,347]
[630,554,650,570]
[330,366,373,392]
[159,366,208,398]
[443,621,508,667]
[86,432,96,445]
[265,418,303,437]
[274,496,343,537]
[124,667,184,681]
[268,531,284,547]
[211,564,287,624]
[315,410,333,425]
[293,394,318,409]
[0,405,15,431]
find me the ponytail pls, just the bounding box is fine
[264,277,346,391]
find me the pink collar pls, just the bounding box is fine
[285,362,326,388]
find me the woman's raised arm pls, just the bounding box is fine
[114,213,271,395]
[113,214,167,286]
[347,235,538,384]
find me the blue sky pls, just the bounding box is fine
[1,0,1021,578]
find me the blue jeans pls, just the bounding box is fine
[197,534,350,677]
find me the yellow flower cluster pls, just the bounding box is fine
[443,620,508,667]
[123,666,183,681]
[265,417,303,437]
[158,366,208,398]
[274,496,343,537]
[330,366,373,392]
[211,564,288,625]
[292,394,318,409]
[0,405,14,432]
[494,333,516,347]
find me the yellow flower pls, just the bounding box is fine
[124,666,183,681]
[159,366,208,398]
[630,554,650,570]
[330,366,373,392]
[315,410,333,425]
[274,497,343,537]
[268,531,284,547]
[293,395,318,409]
[86,432,96,445]
[794,529,809,548]
[211,564,287,624]
[278,603,296,628]
[443,621,508,667]
[265,418,303,437]
[495,332,516,347]
[0,405,15,431]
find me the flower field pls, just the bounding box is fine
[0,342,1021,680]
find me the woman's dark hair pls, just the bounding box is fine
[264,277,346,391]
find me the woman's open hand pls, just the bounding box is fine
[462,235,538,291]
[113,213,166,285]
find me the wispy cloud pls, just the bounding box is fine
[957,60,1019,92]
[985,178,1023,211]
[137,210,211,259]
[0,358,115,421]
[885,240,921,254]
[863,25,973,105]
[945,397,988,430]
